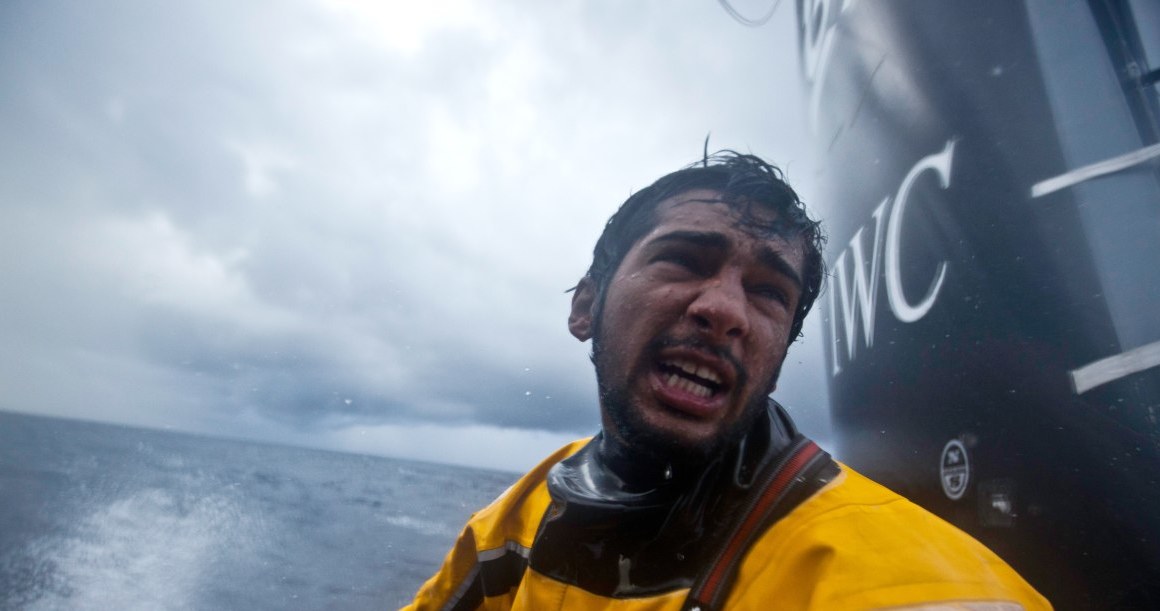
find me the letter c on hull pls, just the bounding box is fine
[885,141,955,323]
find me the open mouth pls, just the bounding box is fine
[658,358,725,398]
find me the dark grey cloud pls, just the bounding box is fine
[0,0,830,469]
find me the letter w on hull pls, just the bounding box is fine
[831,198,889,374]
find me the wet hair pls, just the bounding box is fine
[582,150,825,345]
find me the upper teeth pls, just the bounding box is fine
[666,359,722,384]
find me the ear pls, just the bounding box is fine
[568,277,597,341]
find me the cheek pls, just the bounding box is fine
[754,347,785,375]
[610,283,677,325]
[753,313,792,343]
[749,323,792,372]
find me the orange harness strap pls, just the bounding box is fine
[682,436,839,611]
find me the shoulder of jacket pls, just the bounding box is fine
[769,462,974,544]
[465,438,592,550]
[735,464,1052,610]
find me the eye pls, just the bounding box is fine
[747,274,799,310]
[748,284,788,304]
[652,248,709,275]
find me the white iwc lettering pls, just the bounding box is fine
[829,140,956,376]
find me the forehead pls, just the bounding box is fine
[642,189,805,267]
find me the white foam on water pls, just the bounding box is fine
[383,514,455,538]
[26,486,265,611]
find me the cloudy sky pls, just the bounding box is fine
[0,0,830,472]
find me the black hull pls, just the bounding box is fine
[798,0,1160,606]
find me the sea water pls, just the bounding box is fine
[0,411,517,610]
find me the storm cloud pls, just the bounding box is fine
[0,0,829,471]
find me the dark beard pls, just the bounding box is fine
[594,335,779,472]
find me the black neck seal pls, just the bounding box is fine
[532,400,798,597]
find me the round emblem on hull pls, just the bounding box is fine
[940,439,970,500]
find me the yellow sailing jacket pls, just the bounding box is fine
[404,439,1051,611]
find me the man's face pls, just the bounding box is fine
[569,189,806,463]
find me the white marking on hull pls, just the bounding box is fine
[1031,142,1160,198]
[1070,340,1160,394]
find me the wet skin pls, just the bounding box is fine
[569,189,806,470]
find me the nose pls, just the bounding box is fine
[687,273,749,341]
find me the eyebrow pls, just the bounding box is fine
[757,244,803,290]
[651,230,729,251]
[649,230,803,289]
